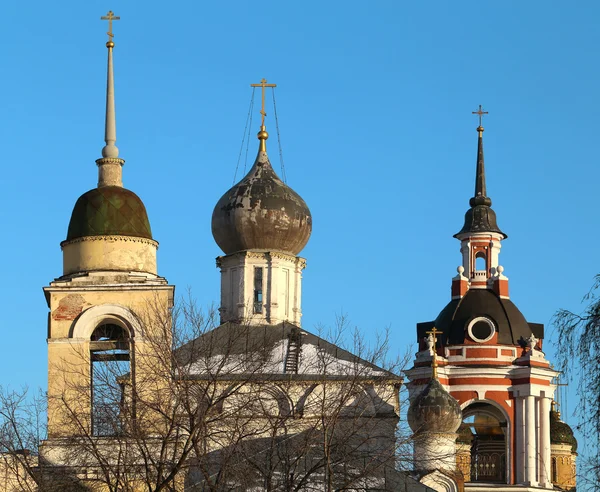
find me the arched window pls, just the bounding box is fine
[460,402,507,483]
[551,456,557,482]
[90,322,131,436]
[475,252,487,272]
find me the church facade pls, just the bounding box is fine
[2,12,577,492]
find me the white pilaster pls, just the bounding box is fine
[515,396,525,483]
[539,397,552,488]
[525,395,538,486]
[217,251,305,325]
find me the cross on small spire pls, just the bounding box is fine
[101,11,120,42]
[472,104,488,128]
[250,78,277,127]
[425,327,441,379]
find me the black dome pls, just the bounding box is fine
[423,289,543,346]
[455,203,506,238]
[408,379,462,433]
[212,149,311,256]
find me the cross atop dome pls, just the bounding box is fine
[472,104,488,132]
[100,10,120,44]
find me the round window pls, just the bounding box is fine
[467,317,495,343]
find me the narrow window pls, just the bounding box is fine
[551,457,557,482]
[90,323,130,436]
[475,252,487,272]
[254,267,263,314]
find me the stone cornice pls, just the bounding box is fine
[216,250,306,268]
[61,234,159,249]
[95,157,125,166]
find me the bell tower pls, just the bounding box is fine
[41,12,174,446]
[406,108,563,490]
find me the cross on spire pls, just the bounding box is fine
[101,11,120,43]
[425,327,440,379]
[250,78,277,127]
[472,104,488,128]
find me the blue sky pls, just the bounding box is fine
[1,0,597,471]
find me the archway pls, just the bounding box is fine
[458,402,507,483]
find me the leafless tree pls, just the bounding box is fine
[1,299,414,491]
[553,275,600,490]
[0,387,46,491]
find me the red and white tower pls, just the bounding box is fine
[406,109,561,490]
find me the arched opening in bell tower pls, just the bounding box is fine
[90,322,131,437]
[458,402,507,484]
[475,251,487,273]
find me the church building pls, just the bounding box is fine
[13,11,578,492]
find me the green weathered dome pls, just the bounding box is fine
[66,186,152,241]
[550,410,578,452]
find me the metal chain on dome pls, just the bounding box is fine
[233,88,255,184]
[271,88,287,183]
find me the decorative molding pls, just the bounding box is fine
[95,157,125,166]
[61,234,158,249]
[70,303,143,340]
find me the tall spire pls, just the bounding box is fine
[471,105,490,207]
[96,11,124,188]
[454,106,505,238]
[250,78,276,153]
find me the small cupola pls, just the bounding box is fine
[550,404,578,453]
[407,378,462,434]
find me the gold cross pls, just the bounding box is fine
[101,11,120,41]
[250,78,277,127]
[472,104,488,127]
[425,327,440,379]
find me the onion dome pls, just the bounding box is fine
[66,186,152,241]
[425,289,541,346]
[550,407,578,452]
[455,124,506,239]
[212,127,312,255]
[408,378,462,434]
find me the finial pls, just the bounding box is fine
[100,11,119,160]
[469,104,492,206]
[472,104,488,135]
[96,11,123,187]
[425,326,440,379]
[250,78,277,152]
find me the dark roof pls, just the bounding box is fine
[66,186,152,241]
[550,410,578,452]
[212,149,311,256]
[417,289,543,346]
[455,204,505,237]
[454,129,506,238]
